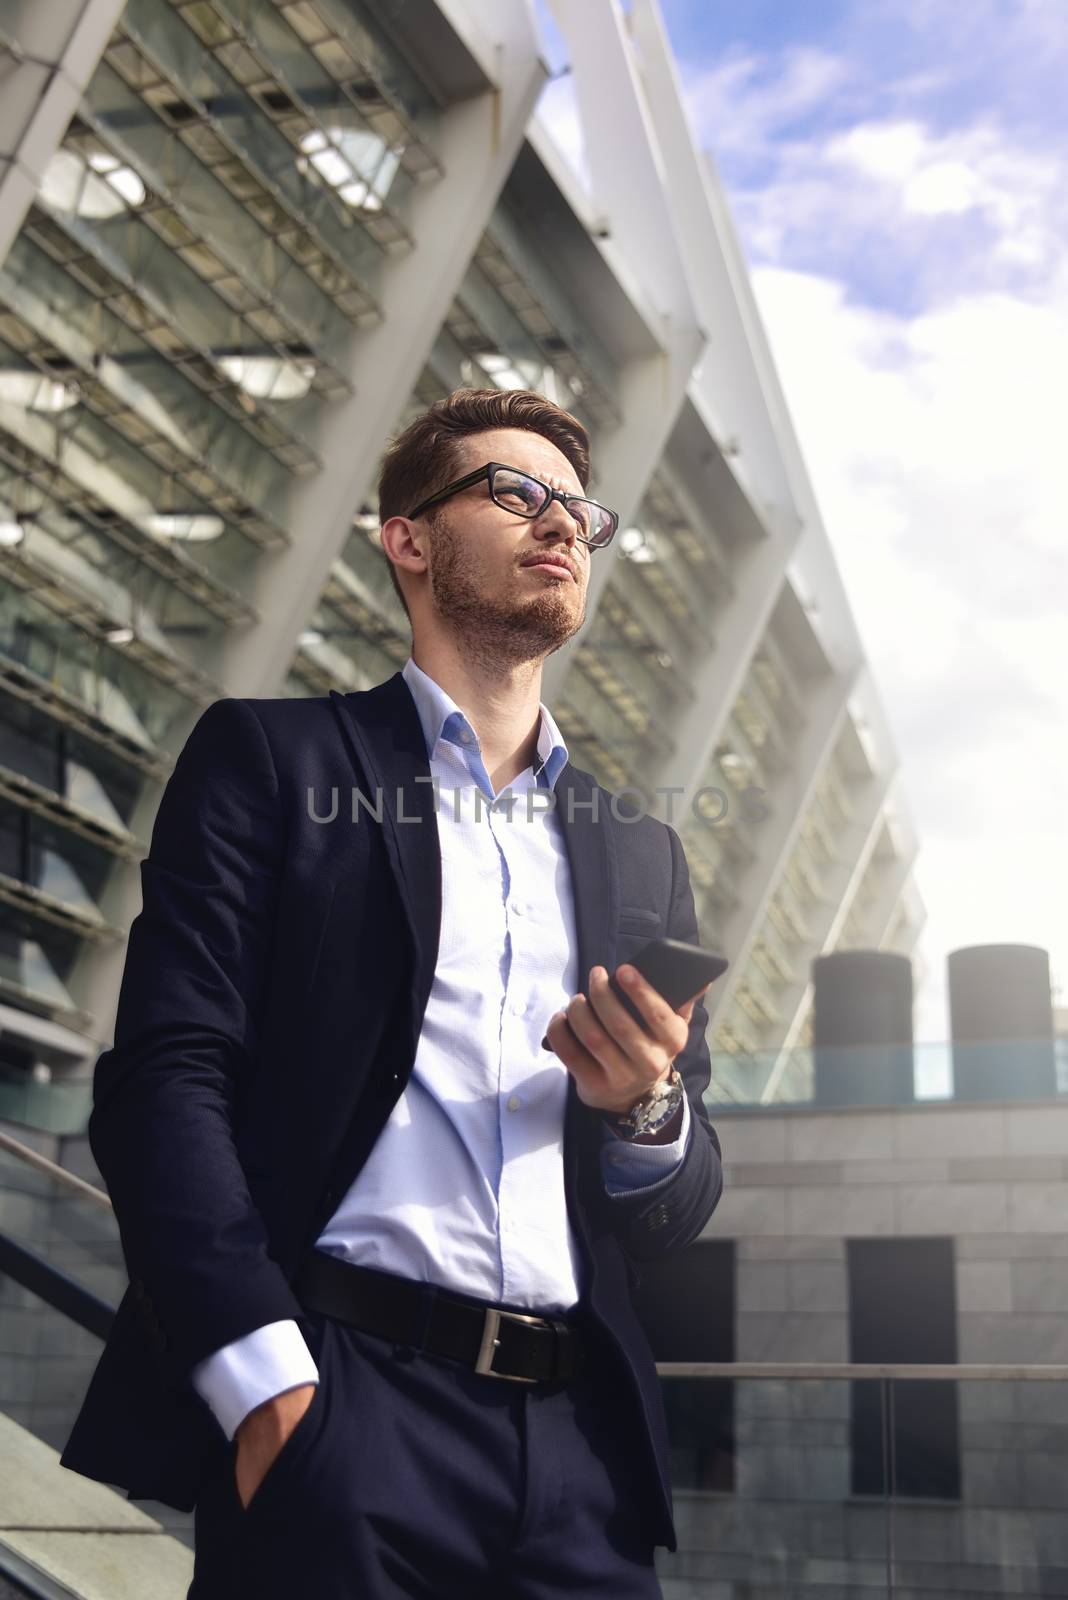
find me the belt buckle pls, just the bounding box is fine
[475,1307,546,1383]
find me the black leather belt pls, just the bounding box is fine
[294,1251,587,1385]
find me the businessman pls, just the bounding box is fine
[61,387,724,1597]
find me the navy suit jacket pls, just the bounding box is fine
[60,671,723,1551]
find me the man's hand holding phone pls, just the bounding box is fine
[542,962,700,1117]
[542,937,728,1117]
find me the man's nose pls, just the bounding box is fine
[533,498,581,544]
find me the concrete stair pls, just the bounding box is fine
[0,1414,192,1598]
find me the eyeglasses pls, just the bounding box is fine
[406,462,618,549]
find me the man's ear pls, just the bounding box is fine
[380,514,427,577]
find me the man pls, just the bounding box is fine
[60,387,724,1597]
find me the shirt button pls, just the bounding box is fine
[458,728,474,745]
[507,1095,522,1112]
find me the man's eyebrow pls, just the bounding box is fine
[513,464,584,496]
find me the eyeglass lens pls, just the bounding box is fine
[490,467,613,545]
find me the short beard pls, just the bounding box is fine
[425,511,584,669]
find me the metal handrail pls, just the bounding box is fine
[2,1135,1065,1383]
[655,1360,1068,1380]
[0,1233,114,1340]
[0,1128,112,1210]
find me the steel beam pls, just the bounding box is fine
[68,0,547,1037]
[769,765,899,1067]
[0,0,129,268]
[540,0,703,700]
[704,665,859,1040]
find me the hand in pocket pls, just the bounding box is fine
[234,1382,318,1511]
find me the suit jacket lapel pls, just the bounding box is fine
[327,684,618,1026]
[554,762,617,993]
[327,682,618,1208]
[328,674,442,1034]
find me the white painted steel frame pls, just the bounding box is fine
[0,0,923,1086]
[65,0,549,1034]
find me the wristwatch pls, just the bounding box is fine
[606,1066,685,1139]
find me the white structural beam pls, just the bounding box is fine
[608,0,806,817]
[771,766,899,1062]
[0,0,129,269]
[543,343,703,707]
[68,0,548,1038]
[861,850,923,956]
[651,486,800,813]
[862,789,924,954]
[611,0,867,855]
[200,2,547,698]
[545,0,698,339]
[704,665,859,1038]
[540,0,704,700]
[627,0,804,531]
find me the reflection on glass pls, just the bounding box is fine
[218,354,316,400]
[38,148,145,219]
[64,762,126,831]
[619,526,658,564]
[0,371,78,413]
[35,849,103,919]
[145,513,224,543]
[0,938,75,1009]
[297,127,402,212]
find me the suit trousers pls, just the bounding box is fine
[187,1301,664,1599]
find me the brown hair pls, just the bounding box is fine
[376,387,591,621]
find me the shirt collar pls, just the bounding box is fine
[400,656,569,792]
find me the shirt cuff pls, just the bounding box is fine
[190,1319,320,1442]
[600,1092,692,1197]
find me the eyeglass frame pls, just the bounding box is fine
[405,462,618,549]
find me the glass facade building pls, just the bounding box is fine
[0,0,921,1123]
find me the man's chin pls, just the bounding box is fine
[425,524,586,653]
[513,594,584,650]
[431,582,584,660]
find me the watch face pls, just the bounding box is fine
[612,1071,684,1136]
[635,1087,683,1135]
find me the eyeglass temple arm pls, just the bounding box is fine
[405,465,491,521]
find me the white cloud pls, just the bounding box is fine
[825,117,1061,257]
[682,45,853,156]
[669,15,1068,1048]
[751,261,1068,1040]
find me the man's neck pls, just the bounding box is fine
[410,638,546,792]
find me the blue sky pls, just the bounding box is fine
[656,0,1068,316]
[533,1,1068,1049]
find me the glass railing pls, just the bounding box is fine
[654,1363,1068,1597]
[5,1130,1068,1584]
[0,1133,195,1546]
[0,1073,94,1134]
[0,596,179,751]
[0,937,79,1016]
[0,1136,124,1448]
[705,1037,1067,1108]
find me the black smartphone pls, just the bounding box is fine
[542,937,728,1047]
[608,937,729,1036]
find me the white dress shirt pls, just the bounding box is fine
[192,658,691,1440]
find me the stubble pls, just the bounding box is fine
[425,510,586,670]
